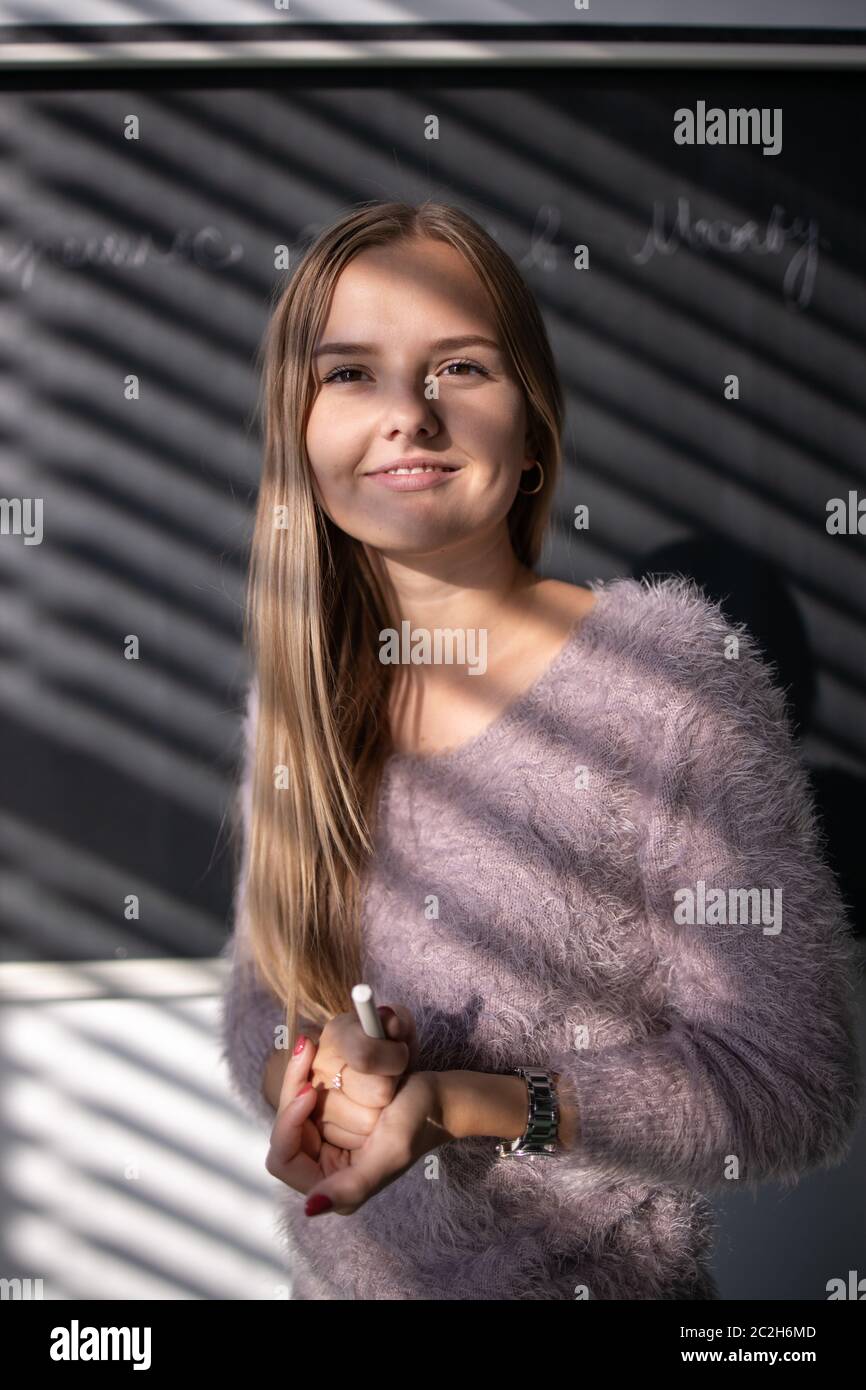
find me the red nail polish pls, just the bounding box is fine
[293,1034,307,1055]
[305,1193,332,1216]
[296,1082,313,1097]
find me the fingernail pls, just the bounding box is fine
[293,1034,307,1055]
[377,1006,396,1020]
[295,1082,313,1098]
[305,1193,332,1217]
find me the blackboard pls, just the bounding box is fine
[1,64,863,960]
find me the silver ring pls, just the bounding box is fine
[330,1064,346,1090]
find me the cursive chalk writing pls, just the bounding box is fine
[0,226,243,291]
[630,197,824,309]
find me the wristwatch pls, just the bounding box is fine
[495,1066,560,1158]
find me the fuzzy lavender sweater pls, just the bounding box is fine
[219,574,862,1300]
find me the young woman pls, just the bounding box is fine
[220,199,862,1301]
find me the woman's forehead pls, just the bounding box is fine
[320,244,496,335]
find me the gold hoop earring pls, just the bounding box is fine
[518,459,544,496]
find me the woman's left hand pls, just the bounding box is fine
[296,1070,449,1217]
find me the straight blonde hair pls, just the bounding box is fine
[235,200,565,1039]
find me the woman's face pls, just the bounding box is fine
[304,236,537,555]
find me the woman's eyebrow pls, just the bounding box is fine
[312,334,501,358]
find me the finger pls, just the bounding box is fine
[318,1118,367,1150]
[267,1083,321,1178]
[309,1083,387,1145]
[319,1064,395,1111]
[382,1005,418,1071]
[319,1141,348,1177]
[304,1103,412,1216]
[276,1032,318,1110]
[299,1113,325,1164]
[327,1014,410,1078]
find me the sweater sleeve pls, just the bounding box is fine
[218,676,286,1128]
[547,614,863,1193]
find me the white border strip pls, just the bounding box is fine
[0,41,864,69]
[0,957,231,1002]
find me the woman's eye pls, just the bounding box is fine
[321,366,365,384]
[320,359,489,385]
[443,359,489,377]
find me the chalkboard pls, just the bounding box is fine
[1,64,863,960]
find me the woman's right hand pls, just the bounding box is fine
[265,1006,417,1194]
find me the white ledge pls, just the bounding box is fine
[0,41,864,70]
[0,957,230,1003]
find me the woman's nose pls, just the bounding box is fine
[380,384,440,434]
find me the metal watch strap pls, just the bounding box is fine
[495,1066,560,1158]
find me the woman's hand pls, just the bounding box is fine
[308,1004,418,1151]
[265,1006,417,1191]
[300,1070,449,1217]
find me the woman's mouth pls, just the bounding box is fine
[365,465,461,492]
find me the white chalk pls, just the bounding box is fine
[352,982,386,1039]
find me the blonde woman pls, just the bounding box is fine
[220,200,861,1300]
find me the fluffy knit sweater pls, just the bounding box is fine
[219,574,862,1300]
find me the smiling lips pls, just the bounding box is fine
[365,464,461,492]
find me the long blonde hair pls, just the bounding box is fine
[236,199,565,1036]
